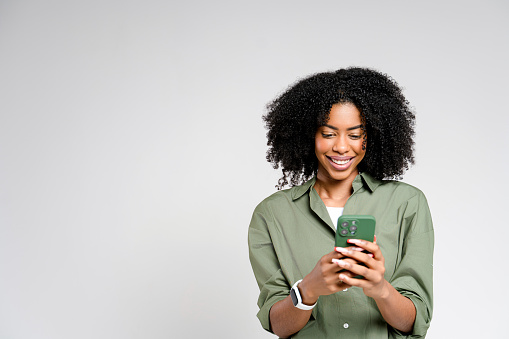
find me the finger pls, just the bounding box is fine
[324,253,356,276]
[335,246,370,260]
[335,255,386,286]
[335,246,363,253]
[334,247,376,268]
[324,267,354,290]
[323,251,346,267]
[338,280,353,289]
[334,247,365,263]
[346,239,375,252]
[338,279,352,289]
[327,250,361,268]
[332,257,358,271]
[328,249,354,259]
[338,272,371,288]
[332,258,353,274]
[346,239,383,261]
[332,256,360,281]
[332,259,371,279]
[332,258,357,266]
[337,269,355,287]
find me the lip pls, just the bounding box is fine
[326,156,354,171]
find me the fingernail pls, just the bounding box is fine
[368,253,374,258]
[336,247,351,255]
[332,259,347,267]
[374,235,377,243]
[347,239,361,244]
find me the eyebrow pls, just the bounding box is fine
[347,124,363,131]
[324,124,363,131]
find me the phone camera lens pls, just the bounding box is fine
[341,222,349,228]
[350,225,357,232]
[340,229,348,236]
[351,220,357,225]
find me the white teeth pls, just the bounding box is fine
[331,158,350,165]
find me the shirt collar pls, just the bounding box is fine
[291,172,382,200]
[359,172,382,192]
[291,176,317,200]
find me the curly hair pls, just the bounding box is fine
[263,67,415,190]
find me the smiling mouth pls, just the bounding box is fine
[328,157,353,166]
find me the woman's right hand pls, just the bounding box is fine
[269,248,360,338]
[298,248,358,305]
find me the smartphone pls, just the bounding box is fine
[335,215,376,279]
[335,215,376,248]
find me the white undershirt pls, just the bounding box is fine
[326,206,344,229]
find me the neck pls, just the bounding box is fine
[313,170,359,207]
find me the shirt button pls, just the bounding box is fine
[343,288,348,292]
[343,323,349,329]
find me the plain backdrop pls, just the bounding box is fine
[1,1,508,338]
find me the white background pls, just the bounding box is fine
[1,1,508,338]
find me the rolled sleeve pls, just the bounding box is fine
[390,192,434,338]
[255,269,289,332]
[248,204,290,333]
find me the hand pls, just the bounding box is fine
[298,249,360,305]
[333,237,390,300]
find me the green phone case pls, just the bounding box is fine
[335,215,376,248]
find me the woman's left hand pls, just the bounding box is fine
[333,237,390,300]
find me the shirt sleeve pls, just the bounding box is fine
[389,191,434,338]
[248,202,290,333]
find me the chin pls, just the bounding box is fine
[324,169,358,182]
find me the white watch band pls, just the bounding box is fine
[291,279,317,310]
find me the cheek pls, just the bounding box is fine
[352,139,365,153]
[315,138,330,154]
[355,141,367,159]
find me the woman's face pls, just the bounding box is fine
[315,103,366,183]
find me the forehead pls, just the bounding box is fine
[325,103,362,127]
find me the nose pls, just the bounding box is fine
[332,135,349,154]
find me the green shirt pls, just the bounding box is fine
[248,173,434,338]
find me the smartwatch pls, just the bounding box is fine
[290,279,317,310]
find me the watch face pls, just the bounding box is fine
[290,287,298,306]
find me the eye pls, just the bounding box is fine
[349,134,362,140]
[321,133,334,138]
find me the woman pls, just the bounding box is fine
[248,67,433,338]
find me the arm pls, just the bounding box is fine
[333,192,434,336]
[373,281,416,333]
[270,250,358,338]
[334,239,415,333]
[269,295,312,338]
[249,204,359,336]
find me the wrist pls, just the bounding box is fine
[374,280,392,301]
[298,279,319,305]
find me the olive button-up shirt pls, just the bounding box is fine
[248,173,434,338]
